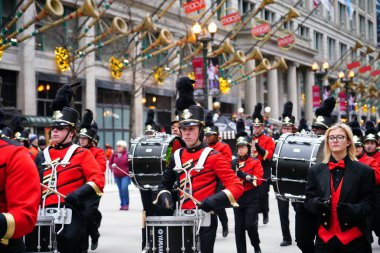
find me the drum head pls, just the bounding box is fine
[129,135,184,189]
[272,133,324,201]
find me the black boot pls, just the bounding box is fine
[91,236,99,251]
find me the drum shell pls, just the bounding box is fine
[145,216,198,253]
[24,216,55,253]
[129,135,183,189]
[272,133,324,201]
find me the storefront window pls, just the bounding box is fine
[0,69,17,107]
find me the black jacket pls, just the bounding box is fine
[304,156,375,241]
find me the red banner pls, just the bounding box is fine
[359,65,372,73]
[312,85,321,108]
[251,23,271,37]
[221,12,241,26]
[347,61,360,70]
[339,90,347,112]
[183,0,205,14]
[370,69,380,77]
[192,57,204,89]
[277,34,295,48]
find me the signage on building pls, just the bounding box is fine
[277,29,296,50]
[251,19,271,40]
[359,65,372,74]
[220,8,241,30]
[339,90,347,112]
[371,69,380,77]
[347,61,360,70]
[183,0,206,16]
[312,85,321,108]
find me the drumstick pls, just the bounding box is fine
[40,183,67,198]
[112,164,130,176]
[176,188,201,205]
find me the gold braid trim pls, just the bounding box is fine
[222,189,239,208]
[0,213,15,245]
[86,182,103,196]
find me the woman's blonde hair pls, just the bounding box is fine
[322,123,356,163]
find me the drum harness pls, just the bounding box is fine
[41,144,78,235]
[173,147,213,232]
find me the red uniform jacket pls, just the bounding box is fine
[368,151,380,166]
[89,146,107,172]
[208,141,232,162]
[252,133,275,162]
[0,138,40,239]
[41,145,105,206]
[233,156,264,192]
[29,145,39,160]
[161,145,243,209]
[358,153,380,185]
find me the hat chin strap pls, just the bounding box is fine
[57,129,72,147]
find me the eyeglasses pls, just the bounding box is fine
[328,135,346,142]
[50,126,68,131]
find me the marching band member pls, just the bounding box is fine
[311,97,336,136]
[155,77,243,253]
[0,109,41,253]
[78,109,106,252]
[205,125,232,238]
[364,126,380,165]
[251,103,275,225]
[276,102,296,247]
[35,84,105,253]
[233,136,264,253]
[28,134,39,160]
[305,123,375,253]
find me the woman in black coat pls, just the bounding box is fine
[305,123,376,253]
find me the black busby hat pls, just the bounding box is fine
[204,126,219,136]
[236,118,248,138]
[51,84,79,128]
[282,101,295,126]
[236,136,251,147]
[312,96,336,130]
[298,118,309,132]
[14,130,29,141]
[364,128,377,143]
[252,103,263,126]
[352,128,364,147]
[175,76,205,127]
[79,109,97,139]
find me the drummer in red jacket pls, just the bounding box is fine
[205,125,233,237]
[251,103,275,224]
[156,77,243,253]
[233,136,264,253]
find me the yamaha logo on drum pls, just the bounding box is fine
[157,228,164,253]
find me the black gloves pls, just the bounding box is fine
[65,184,96,210]
[315,198,331,213]
[155,191,174,210]
[337,203,361,218]
[199,191,229,212]
[255,142,266,157]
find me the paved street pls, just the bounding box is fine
[95,184,380,253]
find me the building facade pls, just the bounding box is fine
[0,0,378,148]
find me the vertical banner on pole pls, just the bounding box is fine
[312,85,321,108]
[192,57,205,100]
[339,90,347,112]
[208,57,220,96]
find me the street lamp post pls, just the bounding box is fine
[312,61,329,102]
[192,21,217,111]
[338,70,355,122]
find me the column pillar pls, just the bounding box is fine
[305,69,314,123]
[287,63,298,121]
[83,24,96,113]
[244,60,257,115]
[133,85,144,138]
[268,67,279,120]
[18,5,36,115]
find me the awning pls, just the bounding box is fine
[22,115,52,127]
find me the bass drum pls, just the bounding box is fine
[272,133,325,202]
[129,134,184,190]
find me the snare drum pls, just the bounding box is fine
[24,216,56,253]
[129,134,184,189]
[144,216,199,253]
[272,133,324,201]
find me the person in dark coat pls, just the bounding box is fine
[305,123,375,253]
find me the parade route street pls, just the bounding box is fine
[96,184,380,253]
